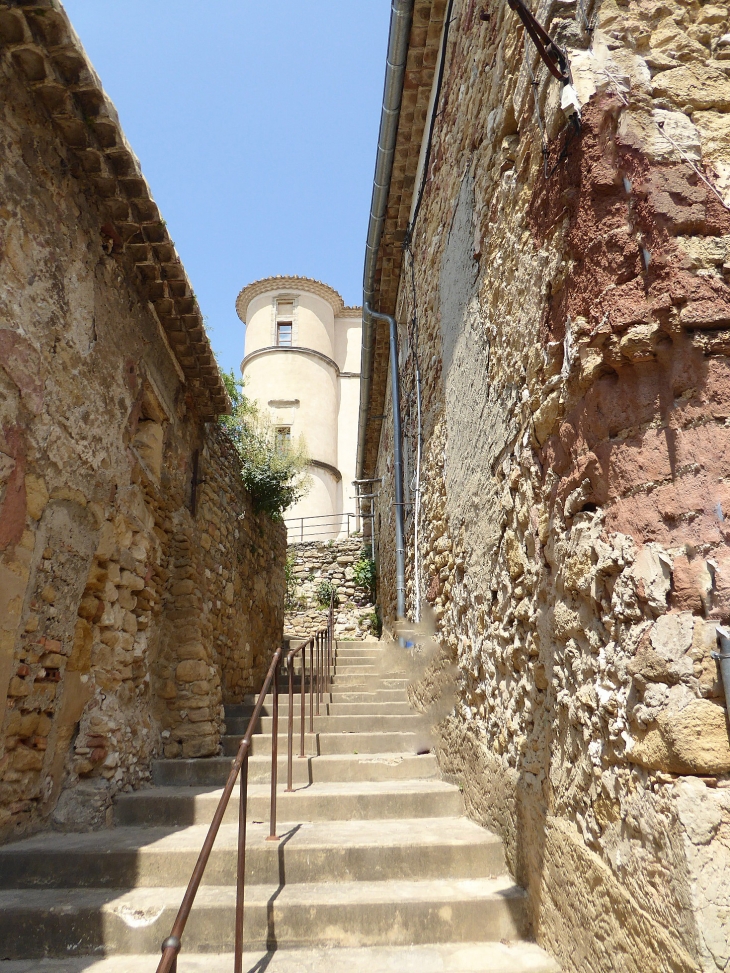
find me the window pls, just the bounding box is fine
[277,321,292,346]
[275,426,291,453]
[276,299,294,346]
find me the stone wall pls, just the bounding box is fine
[0,25,284,841]
[371,1,730,970]
[154,426,286,761]
[284,537,377,640]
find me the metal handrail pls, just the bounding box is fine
[156,592,336,973]
[284,511,359,543]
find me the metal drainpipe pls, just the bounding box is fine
[357,0,413,482]
[364,303,406,621]
[356,0,413,627]
[713,626,730,722]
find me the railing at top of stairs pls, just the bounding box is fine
[156,592,336,973]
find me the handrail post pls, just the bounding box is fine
[286,654,294,792]
[316,632,321,715]
[309,637,314,732]
[267,656,279,841]
[325,624,330,695]
[299,643,306,757]
[234,750,249,973]
[155,648,282,973]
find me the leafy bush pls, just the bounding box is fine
[316,580,335,608]
[220,371,310,518]
[353,549,376,598]
[364,609,381,637]
[284,550,299,610]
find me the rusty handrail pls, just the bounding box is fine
[156,592,336,973]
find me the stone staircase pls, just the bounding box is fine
[0,642,558,972]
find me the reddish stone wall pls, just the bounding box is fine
[370,1,730,969]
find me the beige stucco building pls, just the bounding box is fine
[237,277,362,540]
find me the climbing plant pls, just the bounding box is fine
[315,580,335,608]
[353,548,376,599]
[284,549,299,610]
[220,371,310,518]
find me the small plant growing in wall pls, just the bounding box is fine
[352,547,376,600]
[284,550,299,610]
[316,580,335,608]
[366,609,382,638]
[220,371,310,518]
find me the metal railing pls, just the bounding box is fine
[156,593,335,973]
[284,511,359,543]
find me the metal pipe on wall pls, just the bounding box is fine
[357,0,413,483]
[356,0,413,623]
[714,626,730,726]
[364,304,406,620]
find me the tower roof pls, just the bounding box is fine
[236,276,361,322]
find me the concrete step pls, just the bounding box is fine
[330,656,381,665]
[262,684,408,701]
[326,701,413,715]
[0,941,561,972]
[222,732,320,757]
[330,667,405,675]
[229,688,409,712]
[152,752,440,787]
[326,689,409,703]
[0,877,528,956]
[0,818,504,888]
[227,714,423,735]
[222,730,422,756]
[114,780,464,826]
[332,674,408,693]
[226,700,414,719]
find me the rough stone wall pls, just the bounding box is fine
[194,426,286,708]
[373,1,730,970]
[0,50,284,839]
[284,537,377,640]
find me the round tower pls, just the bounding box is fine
[236,276,362,539]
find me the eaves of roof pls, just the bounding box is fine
[0,0,230,419]
[236,275,362,323]
[361,0,448,477]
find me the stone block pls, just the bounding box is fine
[7,676,31,697]
[171,579,196,596]
[24,473,48,521]
[178,643,207,661]
[176,659,208,683]
[10,746,43,772]
[629,699,730,774]
[120,570,145,591]
[182,734,217,758]
[650,613,694,661]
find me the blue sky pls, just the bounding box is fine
[62,1,391,376]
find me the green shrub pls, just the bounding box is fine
[364,609,381,637]
[353,550,376,598]
[220,371,310,518]
[316,580,335,608]
[284,550,298,610]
